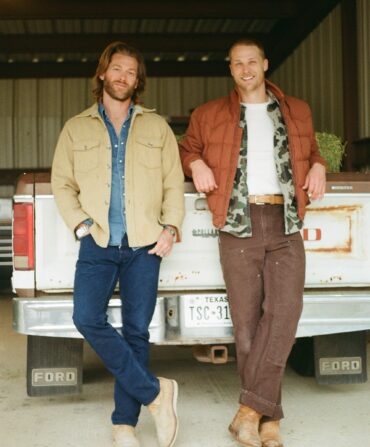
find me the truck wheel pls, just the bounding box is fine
[288,337,315,377]
[27,335,83,396]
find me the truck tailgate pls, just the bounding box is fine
[34,188,370,292]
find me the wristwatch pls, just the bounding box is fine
[75,223,91,240]
[163,225,177,240]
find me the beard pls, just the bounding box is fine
[103,79,136,102]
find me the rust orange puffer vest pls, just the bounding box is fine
[179,80,326,229]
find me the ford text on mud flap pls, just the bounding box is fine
[11,173,370,394]
[319,357,362,375]
[32,368,78,387]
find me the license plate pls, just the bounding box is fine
[183,295,232,328]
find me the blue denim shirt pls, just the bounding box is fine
[98,102,134,246]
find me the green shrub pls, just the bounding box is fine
[315,132,346,173]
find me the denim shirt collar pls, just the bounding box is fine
[98,101,134,126]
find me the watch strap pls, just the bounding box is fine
[163,225,177,240]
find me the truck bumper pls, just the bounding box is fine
[13,289,370,343]
[13,296,165,342]
[298,289,370,336]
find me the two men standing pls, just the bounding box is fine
[52,38,325,447]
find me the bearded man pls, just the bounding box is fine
[52,41,184,447]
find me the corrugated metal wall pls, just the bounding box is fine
[269,4,344,138]
[144,77,233,117]
[0,76,233,196]
[0,78,93,170]
[358,0,370,138]
[1,1,369,198]
[0,78,94,197]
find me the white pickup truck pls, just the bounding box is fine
[12,172,370,395]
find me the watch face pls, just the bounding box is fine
[164,226,176,238]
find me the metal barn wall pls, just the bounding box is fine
[269,4,344,138]
[0,78,93,197]
[358,0,370,139]
[0,76,232,197]
[144,77,233,117]
[1,0,369,197]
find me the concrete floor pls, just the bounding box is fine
[1,292,370,447]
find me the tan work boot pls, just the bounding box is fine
[259,420,283,447]
[229,404,262,447]
[148,377,179,447]
[112,424,140,447]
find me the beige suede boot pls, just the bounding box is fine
[112,424,140,447]
[229,404,262,447]
[259,420,283,447]
[147,377,179,447]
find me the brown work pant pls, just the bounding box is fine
[219,204,305,421]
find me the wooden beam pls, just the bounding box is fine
[266,0,341,72]
[0,33,266,54]
[341,0,359,171]
[0,0,297,19]
[0,61,230,78]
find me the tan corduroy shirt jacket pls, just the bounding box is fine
[51,103,185,248]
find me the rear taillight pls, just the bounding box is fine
[13,203,34,270]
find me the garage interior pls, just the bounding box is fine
[0,0,369,196]
[1,1,370,446]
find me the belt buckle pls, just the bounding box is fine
[254,195,266,205]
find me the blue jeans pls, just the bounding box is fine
[73,234,161,426]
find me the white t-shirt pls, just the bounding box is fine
[242,102,282,195]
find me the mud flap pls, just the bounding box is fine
[27,335,83,396]
[314,331,368,384]
[289,332,368,384]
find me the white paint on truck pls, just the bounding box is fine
[32,192,370,291]
[11,174,370,343]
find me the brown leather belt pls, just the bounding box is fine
[249,194,284,205]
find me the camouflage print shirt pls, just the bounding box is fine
[223,91,303,237]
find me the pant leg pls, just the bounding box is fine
[239,232,305,418]
[112,238,161,426]
[219,205,305,420]
[218,231,265,384]
[73,235,159,421]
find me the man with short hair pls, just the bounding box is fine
[180,39,326,447]
[52,41,184,447]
